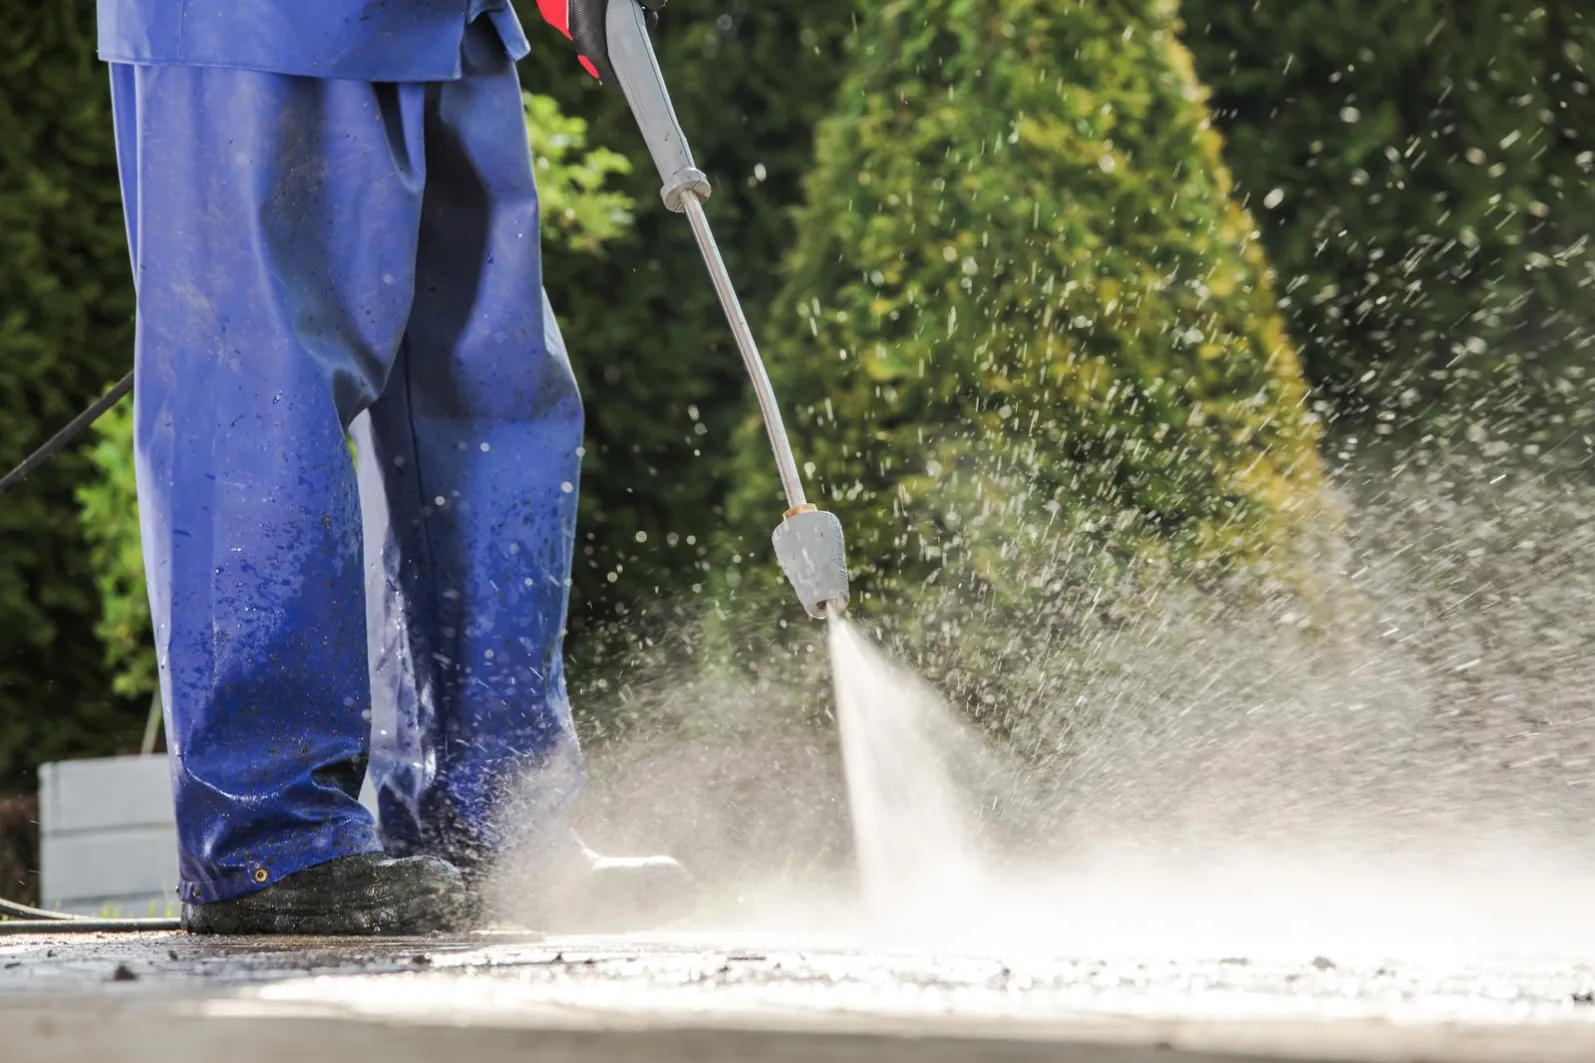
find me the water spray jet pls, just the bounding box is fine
[606,0,850,621]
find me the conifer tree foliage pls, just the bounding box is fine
[1184,0,1595,445]
[721,0,1325,620]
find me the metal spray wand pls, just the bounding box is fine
[603,0,850,619]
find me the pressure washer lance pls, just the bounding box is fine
[605,0,849,620]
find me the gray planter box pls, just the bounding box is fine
[38,754,179,916]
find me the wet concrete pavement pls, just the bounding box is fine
[4,929,1595,1062]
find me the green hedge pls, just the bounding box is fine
[1184,0,1595,443]
[0,1,144,794]
[720,0,1325,623]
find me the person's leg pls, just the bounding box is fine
[358,21,586,871]
[110,59,439,908]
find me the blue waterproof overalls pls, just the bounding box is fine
[99,0,586,904]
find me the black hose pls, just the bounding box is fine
[0,917,182,934]
[0,897,80,921]
[0,370,133,500]
[0,895,181,932]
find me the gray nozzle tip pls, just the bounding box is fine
[811,596,848,621]
[772,508,850,621]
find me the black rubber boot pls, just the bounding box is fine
[182,852,472,935]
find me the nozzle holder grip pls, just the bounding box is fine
[607,0,711,211]
[662,167,711,213]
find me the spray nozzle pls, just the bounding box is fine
[772,506,850,620]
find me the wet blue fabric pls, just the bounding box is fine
[110,18,585,904]
[98,0,531,82]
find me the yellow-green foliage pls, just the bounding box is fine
[723,0,1323,614]
[524,91,634,253]
[75,400,152,700]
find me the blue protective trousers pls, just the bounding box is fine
[110,20,586,904]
